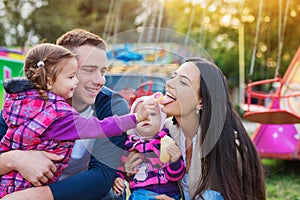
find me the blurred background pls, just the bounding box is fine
[0,0,299,82]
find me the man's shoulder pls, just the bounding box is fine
[94,86,129,117]
[99,86,114,96]
[97,86,128,103]
[96,86,123,102]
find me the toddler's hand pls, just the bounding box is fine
[113,177,125,195]
[167,143,182,163]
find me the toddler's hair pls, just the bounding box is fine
[24,43,76,100]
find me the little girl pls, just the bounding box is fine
[113,96,185,200]
[0,43,153,197]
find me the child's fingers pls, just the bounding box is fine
[167,144,182,162]
[113,181,125,195]
[112,185,122,195]
[117,179,125,188]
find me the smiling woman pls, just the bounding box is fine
[125,58,266,200]
[162,58,265,200]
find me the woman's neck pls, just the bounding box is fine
[175,113,200,140]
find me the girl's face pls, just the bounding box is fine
[135,103,161,139]
[50,57,79,99]
[162,62,201,117]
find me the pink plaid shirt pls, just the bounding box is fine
[0,90,74,196]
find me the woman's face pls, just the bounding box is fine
[162,62,201,117]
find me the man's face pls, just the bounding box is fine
[72,45,107,111]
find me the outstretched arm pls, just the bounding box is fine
[49,88,129,200]
[0,88,129,200]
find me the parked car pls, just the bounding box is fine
[105,73,167,107]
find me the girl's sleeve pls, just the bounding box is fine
[41,111,137,140]
[164,156,186,182]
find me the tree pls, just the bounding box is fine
[0,0,143,45]
[28,0,81,43]
[0,0,39,46]
[163,0,300,88]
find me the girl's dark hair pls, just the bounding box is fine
[186,58,265,200]
[24,43,76,100]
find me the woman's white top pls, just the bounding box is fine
[180,128,197,200]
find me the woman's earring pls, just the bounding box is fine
[196,103,202,114]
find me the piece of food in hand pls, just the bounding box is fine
[152,92,164,102]
[160,135,175,163]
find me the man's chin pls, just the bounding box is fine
[86,98,97,106]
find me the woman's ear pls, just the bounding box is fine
[196,100,203,111]
[46,77,52,90]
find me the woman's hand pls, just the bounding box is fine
[167,143,182,163]
[124,151,143,178]
[112,177,125,195]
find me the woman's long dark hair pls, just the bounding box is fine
[187,58,265,200]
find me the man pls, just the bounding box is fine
[0,29,128,200]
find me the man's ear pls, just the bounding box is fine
[46,77,52,90]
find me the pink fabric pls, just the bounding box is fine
[116,129,185,194]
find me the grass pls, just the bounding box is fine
[264,159,300,200]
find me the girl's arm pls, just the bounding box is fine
[41,112,137,140]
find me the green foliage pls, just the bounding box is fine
[1,0,38,46]
[0,0,299,88]
[0,0,143,45]
[164,0,300,89]
[29,0,82,43]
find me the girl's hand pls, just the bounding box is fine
[112,177,125,195]
[135,97,156,122]
[167,143,182,163]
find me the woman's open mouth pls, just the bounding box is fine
[160,92,176,105]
